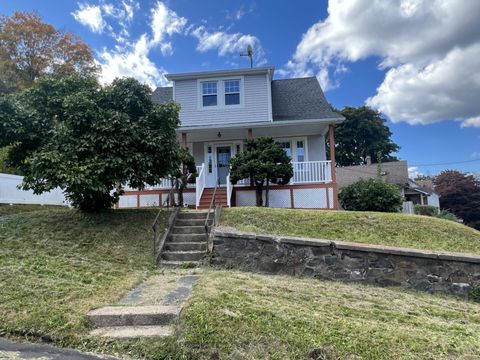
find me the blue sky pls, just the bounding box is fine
[1,0,479,176]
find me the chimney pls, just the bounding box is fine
[365,156,372,166]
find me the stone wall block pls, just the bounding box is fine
[212,229,480,298]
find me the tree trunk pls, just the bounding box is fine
[265,178,270,207]
[256,182,264,207]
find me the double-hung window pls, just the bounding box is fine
[202,81,217,107]
[278,141,292,158]
[224,79,240,105]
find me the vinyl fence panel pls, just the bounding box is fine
[0,173,67,205]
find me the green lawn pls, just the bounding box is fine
[221,207,480,254]
[0,204,61,216]
[172,270,480,360]
[2,207,480,360]
[0,207,166,346]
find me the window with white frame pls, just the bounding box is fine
[202,81,217,107]
[276,138,307,162]
[224,79,240,105]
[296,140,305,162]
[278,141,292,158]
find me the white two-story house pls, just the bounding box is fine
[117,66,344,210]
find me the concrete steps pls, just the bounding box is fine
[159,210,209,266]
[90,325,172,339]
[164,242,207,251]
[87,305,180,327]
[87,305,180,339]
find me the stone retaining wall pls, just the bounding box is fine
[212,229,480,298]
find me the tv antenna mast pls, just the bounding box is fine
[240,45,253,68]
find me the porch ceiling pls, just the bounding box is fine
[177,122,329,142]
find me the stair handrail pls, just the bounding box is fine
[195,163,206,208]
[204,178,220,239]
[151,182,177,264]
[226,173,232,207]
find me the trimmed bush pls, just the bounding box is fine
[414,205,439,217]
[339,178,402,212]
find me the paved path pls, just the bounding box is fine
[0,338,118,360]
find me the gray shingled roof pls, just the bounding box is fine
[271,77,341,121]
[151,77,343,122]
[151,86,173,104]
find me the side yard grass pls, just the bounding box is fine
[0,204,61,217]
[0,207,166,347]
[221,207,480,254]
[168,270,480,359]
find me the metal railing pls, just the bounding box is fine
[151,184,176,264]
[195,163,206,208]
[204,178,220,238]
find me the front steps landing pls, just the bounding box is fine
[87,270,201,339]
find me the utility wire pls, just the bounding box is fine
[409,158,480,167]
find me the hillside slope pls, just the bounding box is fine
[221,207,480,254]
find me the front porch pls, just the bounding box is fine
[117,122,338,210]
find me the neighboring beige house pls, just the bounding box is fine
[336,159,409,189]
[336,159,440,209]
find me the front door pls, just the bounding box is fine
[216,146,231,185]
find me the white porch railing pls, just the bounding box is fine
[195,163,206,208]
[291,160,332,184]
[231,161,332,186]
[226,173,232,207]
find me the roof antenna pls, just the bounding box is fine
[240,45,253,68]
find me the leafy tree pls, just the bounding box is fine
[230,137,293,207]
[0,75,181,211]
[339,178,402,212]
[434,170,480,230]
[330,106,400,166]
[0,12,97,93]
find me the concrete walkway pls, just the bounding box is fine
[88,268,202,338]
[0,338,118,360]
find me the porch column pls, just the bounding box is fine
[247,128,253,139]
[181,132,187,149]
[328,124,338,209]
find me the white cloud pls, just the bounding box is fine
[73,1,139,41]
[225,4,255,21]
[72,3,106,33]
[472,151,480,159]
[97,35,168,89]
[191,26,266,66]
[408,166,423,179]
[150,1,187,54]
[367,44,480,127]
[282,0,480,127]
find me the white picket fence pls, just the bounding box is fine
[0,173,67,206]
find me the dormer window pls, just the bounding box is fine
[224,79,240,105]
[202,81,217,107]
[198,77,243,109]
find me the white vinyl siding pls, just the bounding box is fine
[175,74,270,127]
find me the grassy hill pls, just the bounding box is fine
[1,206,480,359]
[221,207,480,254]
[0,207,165,344]
[173,269,480,360]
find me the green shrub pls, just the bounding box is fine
[435,210,460,222]
[468,285,480,302]
[339,178,402,212]
[414,205,439,217]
